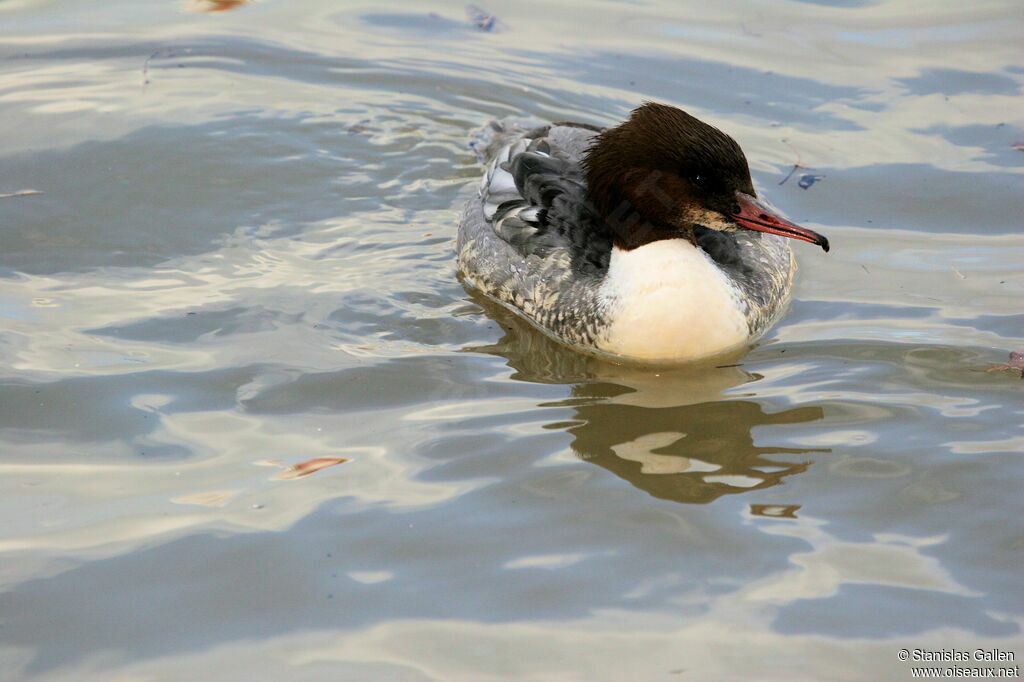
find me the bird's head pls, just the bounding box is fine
[582,102,829,252]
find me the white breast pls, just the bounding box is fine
[596,240,751,362]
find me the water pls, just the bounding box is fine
[1,1,1022,679]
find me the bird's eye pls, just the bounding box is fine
[692,174,705,187]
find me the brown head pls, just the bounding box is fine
[582,102,828,252]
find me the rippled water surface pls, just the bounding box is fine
[2,0,1023,679]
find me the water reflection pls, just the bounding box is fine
[468,295,827,506]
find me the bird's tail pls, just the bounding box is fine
[468,116,546,164]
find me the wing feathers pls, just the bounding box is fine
[477,125,610,276]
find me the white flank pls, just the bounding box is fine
[597,240,750,362]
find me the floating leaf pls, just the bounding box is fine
[185,0,249,12]
[986,350,1024,378]
[273,456,350,480]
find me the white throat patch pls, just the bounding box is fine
[597,240,750,362]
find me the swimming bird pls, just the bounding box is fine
[457,102,829,363]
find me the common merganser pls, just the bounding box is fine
[457,102,829,363]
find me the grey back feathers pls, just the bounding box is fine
[458,118,612,347]
[476,122,612,277]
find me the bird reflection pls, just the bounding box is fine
[465,293,827,506]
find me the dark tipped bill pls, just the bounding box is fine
[731,192,829,252]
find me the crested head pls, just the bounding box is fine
[582,102,756,249]
[582,102,829,253]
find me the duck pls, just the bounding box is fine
[457,102,829,363]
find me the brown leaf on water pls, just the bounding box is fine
[185,0,249,13]
[986,350,1024,378]
[273,456,350,480]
